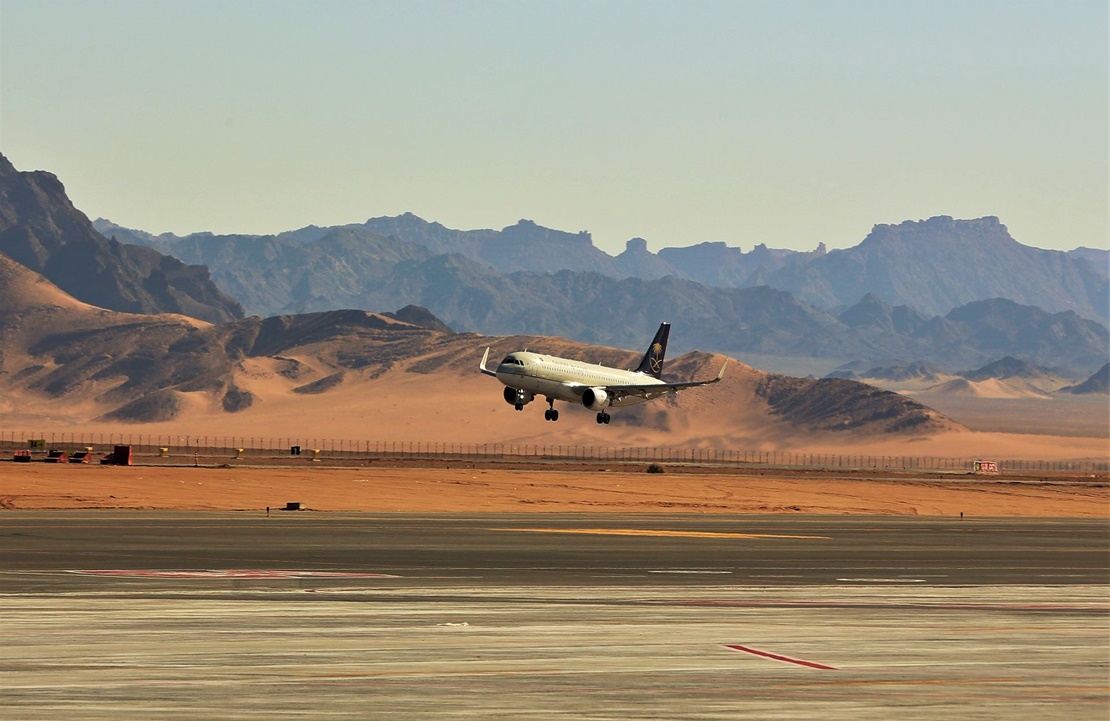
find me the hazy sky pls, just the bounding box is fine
[1,0,1106,254]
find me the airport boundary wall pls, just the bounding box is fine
[0,430,1105,474]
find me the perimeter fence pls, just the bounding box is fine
[0,430,1105,474]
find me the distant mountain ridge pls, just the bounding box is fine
[768,216,1107,320]
[959,356,1056,382]
[91,217,1109,374]
[1067,247,1109,280]
[827,362,942,384]
[98,212,1108,324]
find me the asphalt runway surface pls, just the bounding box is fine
[3,512,1108,720]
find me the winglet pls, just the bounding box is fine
[479,347,498,377]
[716,359,728,381]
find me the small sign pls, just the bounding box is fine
[974,460,1000,474]
[27,439,45,451]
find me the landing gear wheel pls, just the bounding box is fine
[544,399,558,421]
[603,412,611,424]
[551,409,559,421]
[596,412,611,424]
[514,403,523,411]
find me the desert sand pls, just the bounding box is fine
[2,260,1104,465]
[2,462,1106,517]
[3,362,1107,462]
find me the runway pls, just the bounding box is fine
[3,513,1108,719]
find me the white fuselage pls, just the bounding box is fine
[495,351,663,407]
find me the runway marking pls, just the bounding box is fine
[724,644,837,670]
[66,570,399,579]
[679,600,1109,612]
[838,578,927,583]
[489,528,829,540]
[811,677,1022,687]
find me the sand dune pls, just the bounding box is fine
[6,362,1105,462]
[918,377,1055,400]
[0,255,1104,464]
[0,253,210,330]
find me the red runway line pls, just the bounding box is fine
[66,569,398,579]
[724,644,838,670]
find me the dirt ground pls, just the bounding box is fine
[2,462,1106,517]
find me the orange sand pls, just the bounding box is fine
[2,464,1105,517]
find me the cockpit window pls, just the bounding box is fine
[500,356,525,366]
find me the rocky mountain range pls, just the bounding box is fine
[0,152,1103,380]
[90,228,1107,374]
[832,356,1073,388]
[959,356,1058,383]
[98,212,1108,324]
[769,216,1107,319]
[0,154,242,323]
[1064,363,1108,395]
[826,354,1108,432]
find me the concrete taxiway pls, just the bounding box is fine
[2,513,1108,719]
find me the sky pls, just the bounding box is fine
[0,0,1106,254]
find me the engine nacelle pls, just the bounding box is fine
[581,387,610,411]
[503,386,534,406]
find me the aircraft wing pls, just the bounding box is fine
[576,360,728,401]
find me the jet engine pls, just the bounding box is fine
[581,387,610,411]
[504,386,534,407]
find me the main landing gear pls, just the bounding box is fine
[544,397,559,422]
[595,412,611,424]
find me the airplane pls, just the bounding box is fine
[479,322,727,424]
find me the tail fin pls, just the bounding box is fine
[635,322,670,378]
